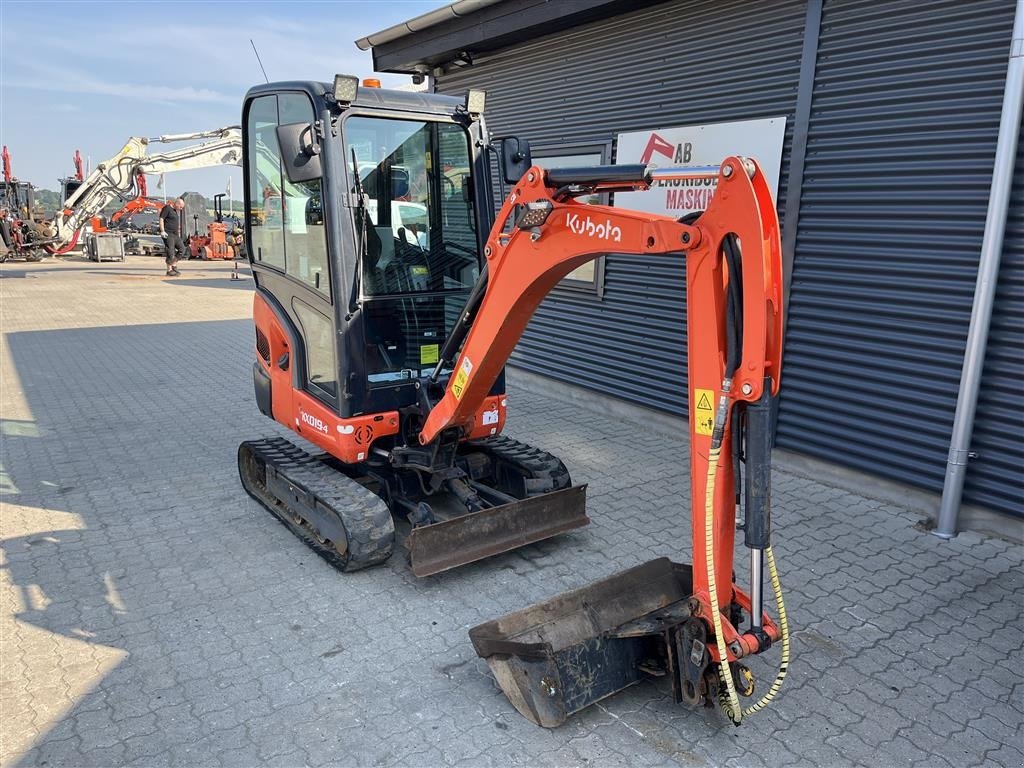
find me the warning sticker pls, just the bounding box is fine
[420,344,439,365]
[694,388,715,436]
[452,369,468,400]
[451,357,473,401]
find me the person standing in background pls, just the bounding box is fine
[159,196,186,276]
[0,208,12,256]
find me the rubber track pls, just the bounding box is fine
[467,435,573,496]
[238,437,394,571]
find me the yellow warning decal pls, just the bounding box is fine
[411,266,429,276]
[452,368,468,400]
[420,344,439,365]
[451,358,473,401]
[694,388,715,436]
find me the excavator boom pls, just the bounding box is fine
[422,154,781,603]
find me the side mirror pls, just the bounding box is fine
[500,137,532,184]
[276,122,322,183]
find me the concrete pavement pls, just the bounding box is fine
[1,255,1022,767]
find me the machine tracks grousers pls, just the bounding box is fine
[238,75,789,726]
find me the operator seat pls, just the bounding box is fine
[386,228,431,293]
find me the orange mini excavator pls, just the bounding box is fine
[239,76,788,724]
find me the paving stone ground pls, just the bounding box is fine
[1,255,1022,768]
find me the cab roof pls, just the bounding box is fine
[243,81,465,118]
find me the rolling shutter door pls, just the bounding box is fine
[776,0,1018,513]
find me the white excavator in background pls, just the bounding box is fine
[46,126,243,257]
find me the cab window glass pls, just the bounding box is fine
[292,299,337,398]
[279,94,313,125]
[246,95,285,271]
[245,93,330,299]
[278,93,330,298]
[344,116,479,298]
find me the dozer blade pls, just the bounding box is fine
[469,558,696,727]
[407,485,588,577]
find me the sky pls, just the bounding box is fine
[0,0,448,201]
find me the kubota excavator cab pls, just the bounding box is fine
[238,76,588,576]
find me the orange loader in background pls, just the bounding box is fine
[238,76,788,727]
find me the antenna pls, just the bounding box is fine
[250,39,270,84]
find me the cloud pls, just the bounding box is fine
[6,63,239,106]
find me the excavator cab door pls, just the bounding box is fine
[243,85,495,426]
[243,89,338,429]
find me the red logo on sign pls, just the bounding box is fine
[641,133,674,164]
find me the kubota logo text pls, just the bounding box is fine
[301,411,329,434]
[566,213,622,243]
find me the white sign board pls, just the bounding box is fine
[614,117,786,216]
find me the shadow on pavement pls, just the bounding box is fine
[0,318,288,765]
[0,260,251,278]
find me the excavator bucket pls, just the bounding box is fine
[469,557,696,727]
[407,485,588,577]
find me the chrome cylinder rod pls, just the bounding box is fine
[750,548,765,629]
[647,165,722,183]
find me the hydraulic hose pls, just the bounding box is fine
[722,235,744,378]
[703,380,744,724]
[43,228,81,255]
[704,387,790,724]
[742,546,789,716]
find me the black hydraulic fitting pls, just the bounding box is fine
[748,627,773,653]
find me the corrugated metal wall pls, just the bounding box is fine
[775,0,1021,517]
[437,0,807,413]
[434,0,1022,517]
[963,123,1024,514]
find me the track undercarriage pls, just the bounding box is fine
[238,434,588,576]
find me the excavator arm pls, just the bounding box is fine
[48,126,243,251]
[109,172,164,224]
[448,157,787,726]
